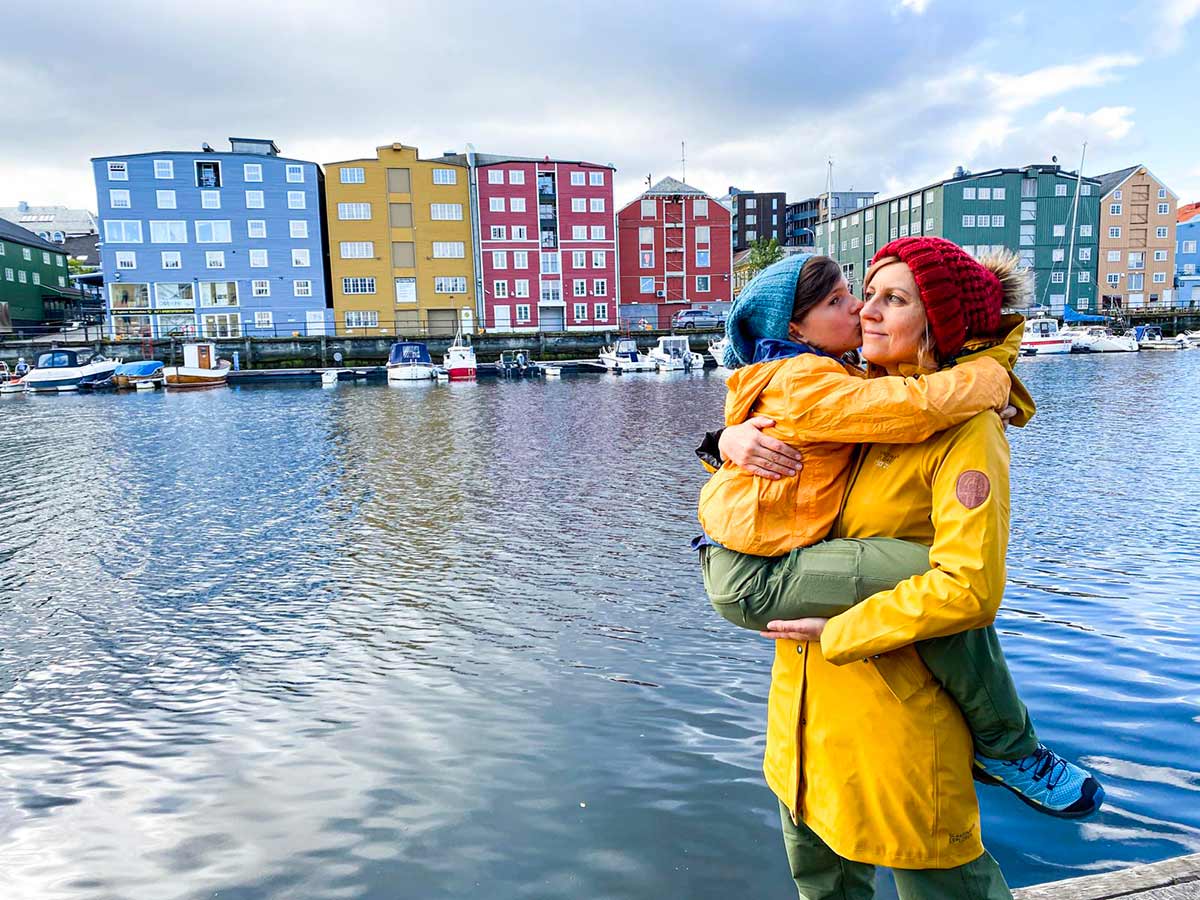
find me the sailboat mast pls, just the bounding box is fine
[826,158,833,257]
[1064,141,1087,312]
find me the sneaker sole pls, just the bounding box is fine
[972,762,1105,820]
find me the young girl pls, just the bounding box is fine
[697,251,1103,821]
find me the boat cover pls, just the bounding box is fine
[115,360,164,376]
[1063,305,1108,324]
[388,342,433,365]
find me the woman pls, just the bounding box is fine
[711,238,1057,899]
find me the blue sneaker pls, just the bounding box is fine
[973,744,1105,819]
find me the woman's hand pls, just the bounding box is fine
[999,405,1018,429]
[717,417,804,480]
[760,618,828,641]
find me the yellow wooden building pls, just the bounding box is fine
[324,143,476,336]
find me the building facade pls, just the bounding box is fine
[324,144,475,337]
[821,164,1102,314]
[726,188,786,252]
[0,202,97,246]
[92,138,332,340]
[617,177,732,327]
[784,191,877,247]
[434,151,617,333]
[1175,210,1199,305]
[1094,165,1177,312]
[0,218,73,329]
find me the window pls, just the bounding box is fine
[104,220,143,242]
[693,198,708,217]
[435,276,468,293]
[247,220,267,239]
[1109,226,1122,239]
[1129,273,1144,290]
[490,197,505,212]
[590,226,605,240]
[286,165,304,183]
[1158,203,1170,215]
[1107,273,1121,285]
[489,226,507,240]
[344,310,380,329]
[205,251,225,269]
[1158,188,1167,199]
[42,250,51,265]
[572,198,586,213]
[292,249,310,267]
[516,304,531,323]
[201,190,220,209]
[1184,241,1198,254]
[1051,272,1065,284]
[1079,272,1091,283]
[161,251,181,269]
[590,171,604,186]
[865,208,875,222]
[590,198,605,213]
[494,281,510,299]
[244,163,263,182]
[340,241,374,259]
[194,220,231,243]
[488,170,504,184]
[290,221,308,238]
[592,278,607,296]
[342,277,376,294]
[154,160,173,179]
[977,215,991,228]
[696,275,711,292]
[22,247,31,261]
[569,302,586,322]
[572,250,587,268]
[514,279,529,297]
[1108,250,1121,262]
[978,188,992,201]
[431,203,463,220]
[493,251,508,269]
[572,226,587,240]
[925,218,934,231]
[695,226,711,245]
[541,282,562,303]
[993,214,1005,227]
[153,189,175,209]
[513,226,528,240]
[149,221,187,243]
[1021,178,1037,198]
[571,172,585,186]
[253,283,271,300]
[1156,227,1169,239]
[1154,249,1168,261]
[696,249,711,267]
[640,250,654,268]
[293,280,312,297]
[994,187,1006,200]
[432,168,457,185]
[588,250,604,268]
[287,191,305,209]
[338,202,371,220]
[1110,204,1122,216]
[511,197,526,213]
[1053,224,1066,237]
[745,198,757,210]
[1052,249,1065,262]
[249,249,269,267]
[107,161,128,181]
[963,187,976,200]
[1114,190,1122,200]
[1079,224,1093,237]
[573,278,587,297]
[109,189,131,208]
[57,276,65,287]
[640,276,655,293]
[17,271,25,283]
[514,251,529,269]
[1079,247,1092,261]
[962,215,975,228]
[508,170,524,185]
[340,167,365,184]
[115,251,136,269]
[746,215,757,226]
[433,241,465,258]
[395,277,416,302]
[890,227,898,240]
[1153,272,1167,283]
[1055,184,1068,197]
[246,190,265,209]
[541,254,559,274]
[1128,252,1144,269]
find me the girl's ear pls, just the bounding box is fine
[787,321,804,342]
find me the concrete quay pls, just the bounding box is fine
[1014,853,1200,899]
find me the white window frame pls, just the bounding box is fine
[205,250,226,269]
[573,302,588,321]
[339,241,374,259]
[489,197,505,212]
[115,251,137,270]
[292,248,311,267]
[109,189,131,208]
[511,197,526,213]
[244,163,263,183]
[156,189,176,209]
[287,191,306,209]
[245,190,265,209]
[286,165,304,183]
[431,203,463,221]
[433,241,465,258]
[340,166,366,184]
[338,202,372,220]
[249,249,269,268]
[149,220,188,244]
[342,276,376,295]
[432,168,457,185]
[592,251,606,268]
[487,170,504,184]
[572,198,586,213]
[194,220,232,243]
[253,283,272,300]
[592,278,607,296]
[153,159,173,179]
[590,225,605,240]
[571,172,585,186]
[589,171,604,186]
[493,280,509,299]
[107,161,128,181]
[293,280,313,297]
[248,220,267,239]
[290,220,308,238]
[201,190,221,209]
[513,251,529,269]
[508,170,524,185]
[590,198,605,213]
[104,220,144,243]
[493,251,508,269]
[696,275,711,292]
[160,251,182,270]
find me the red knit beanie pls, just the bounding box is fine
[870,237,1003,358]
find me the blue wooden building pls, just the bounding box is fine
[92,138,332,339]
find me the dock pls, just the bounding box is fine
[1014,853,1200,899]
[225,358,614,384]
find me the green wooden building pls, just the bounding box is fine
[0,218,73,330]
[817,164,1103,313]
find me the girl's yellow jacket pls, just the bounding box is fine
[763,316,1034,869]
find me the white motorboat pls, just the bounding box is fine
[1019,318,1073,356]
[163,342,231,388]
[540,364,562,378]
[1179,330,1200,349]
[321,370,340,387]
[649,335,705,371]
[599,338,656,373]
[1132,325,1190,351]
[443,328,477,380]
[1061,326,1138,353]
[24,349,120,392]
[709,337,730,368]
[0,361,26,394]
[386,341,438,381]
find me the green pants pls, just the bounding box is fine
[702,539,1037,760]
[779,801,1012,900]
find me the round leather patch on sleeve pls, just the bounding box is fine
[956,471,991,509]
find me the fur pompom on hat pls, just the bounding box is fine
[722,253,814,368]
[870,237,1032,358]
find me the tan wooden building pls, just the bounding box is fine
[1095,165,1178,312]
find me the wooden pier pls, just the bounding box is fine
[1014,853,1200,899]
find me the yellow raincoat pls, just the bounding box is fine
[763,316,1035,869]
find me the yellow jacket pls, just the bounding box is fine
[762,316,1035,868]
[698,351,1011,556]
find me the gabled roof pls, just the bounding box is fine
[0,217,65,252]
[0,205,97,236]
[435,151,614,169]
[1091,164,1178,201]
[643,176,707,197]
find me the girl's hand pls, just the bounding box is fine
[999,405,1018,429]
[717,417,804,479]
[760,618,828,641]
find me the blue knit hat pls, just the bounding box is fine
[723,253,814,368]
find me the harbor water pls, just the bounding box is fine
[1,353,1199,899]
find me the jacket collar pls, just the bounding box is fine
[752,337,842,364]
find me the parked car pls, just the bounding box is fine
[671,309,725,329]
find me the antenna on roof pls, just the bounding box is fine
[681,141,687,183]
[646,173,652,188]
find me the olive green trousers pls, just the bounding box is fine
[779,801,1013,900]
[701,539,1037,760]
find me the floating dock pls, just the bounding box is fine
[226,359,615,384]
[1014,853,1200,899]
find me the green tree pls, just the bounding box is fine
[746,237,784,277]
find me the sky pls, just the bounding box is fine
[4,0,1198,213]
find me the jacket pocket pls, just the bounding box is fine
[871,645,933,704]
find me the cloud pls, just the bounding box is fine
[1042,106,1136,141]
[1155,0,1200,49]
[900,0,932,12]
[986,55,1141,111]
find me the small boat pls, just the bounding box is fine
[114,360,165,389]
[649,335,705,371]
[540,364,562,378]
[599,338,656,373]
[24,349,120,392]
[0,362,26,395]
[1019,317,1073,356]
[1132,325,1190,351]
[443,329,477,381]
[163,342,231,388]
[709,337,730,368]
[1181,330,1200,349]
[320,370,339,387]
[497,348,541,377]
[1061,326,1138,353]
[386,341,438,381]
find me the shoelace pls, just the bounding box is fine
[1012,745,1069,788]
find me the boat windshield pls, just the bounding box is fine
[615,340,637,354]
[388,342,432,365]
[662,337,689,352]
[36,350,77,368]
